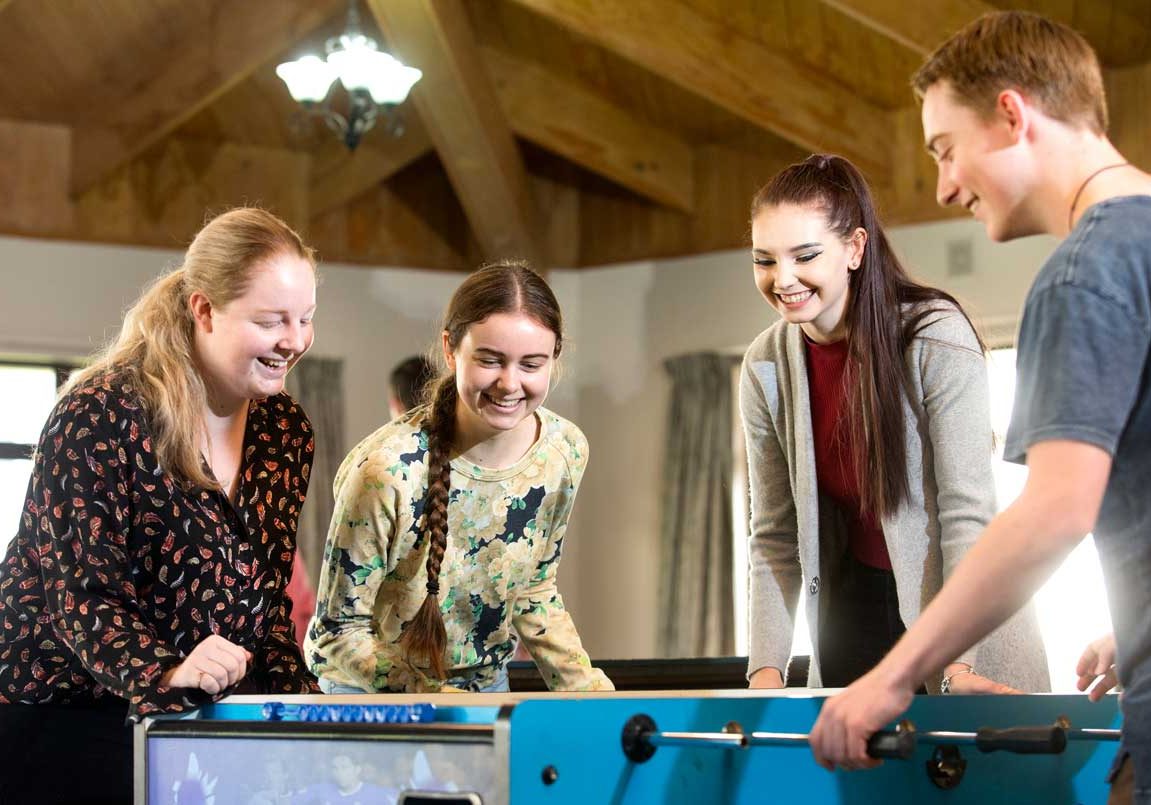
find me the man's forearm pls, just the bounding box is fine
[878,493,1086,691]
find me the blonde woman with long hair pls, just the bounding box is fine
[0,208,320,803]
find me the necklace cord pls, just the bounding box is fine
[1068,162,1130,231]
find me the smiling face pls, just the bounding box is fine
[445,311,556,442]
[750,202,866,343]
[922,82,1042,241]
[191,251,316,410]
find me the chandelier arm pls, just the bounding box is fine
[319,109,350,140]
[348,92,378,131]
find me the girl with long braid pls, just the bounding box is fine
[306,261,612,693]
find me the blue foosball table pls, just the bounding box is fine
[136,689,1121,804]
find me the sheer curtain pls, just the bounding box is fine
[658,352,741,657]
[285,357,345,590]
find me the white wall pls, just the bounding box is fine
[0,221,1058,663]
[0,234,581,451]
[0,236,181,357]
[885,219,1058,343]
[570,251,775,658]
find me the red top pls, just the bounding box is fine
[287,551,317,650]
[804,336,892,570]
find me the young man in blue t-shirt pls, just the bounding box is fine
[808,11,1151,801]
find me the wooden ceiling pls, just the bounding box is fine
[2,0,1149,271]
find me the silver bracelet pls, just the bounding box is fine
[940,666,976,694]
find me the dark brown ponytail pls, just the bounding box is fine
[398,260,563,679]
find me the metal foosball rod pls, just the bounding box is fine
[622,713,1100,764]
[642,729,750,750]
[622,714,915,763]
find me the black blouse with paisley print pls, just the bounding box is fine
[0,373,319,719]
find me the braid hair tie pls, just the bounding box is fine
[426,580,440,596]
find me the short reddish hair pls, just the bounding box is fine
[912,11,1107,135]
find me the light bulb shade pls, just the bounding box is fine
[275,55,337,103]
[328,35,422,105]
[363,54,422,105]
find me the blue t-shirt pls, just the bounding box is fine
[1005,196,1151,779]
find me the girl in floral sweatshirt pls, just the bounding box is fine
[306,261,611,693]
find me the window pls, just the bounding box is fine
[0,361,75,537]
[987,348,1112,690]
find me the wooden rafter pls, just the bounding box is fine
[821,0,994,57]
[483,46,694,213]
[309,44,696,219]
[1,117,310,246]
[366,0,544,268]
[309,117,434,219]
[70,0,343,197]
[509,0,893,178]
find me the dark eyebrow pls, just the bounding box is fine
[475,347,551,361]
[752,242,822,256]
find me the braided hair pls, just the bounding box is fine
[398,260,563,678]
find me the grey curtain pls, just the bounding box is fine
[286,357,345,590]
[658,352,741,657]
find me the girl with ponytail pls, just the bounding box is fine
[741,155,1049,696]
[0,208,320,802]
[306,261,612,693]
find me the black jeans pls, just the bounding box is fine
[817,554,911,689]
[0,699,133,804]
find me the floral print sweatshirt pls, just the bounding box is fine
[305,407,612,693]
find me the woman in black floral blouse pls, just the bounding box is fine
[0,208,320,803]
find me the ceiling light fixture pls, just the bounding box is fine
[275,1,422,150]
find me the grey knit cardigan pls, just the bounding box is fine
[739,305,1051,692]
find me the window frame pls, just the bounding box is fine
[0,358,79,459]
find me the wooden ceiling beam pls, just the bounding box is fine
[309,118,434,219]
[366,0,545,268]
[508,0,892,178]
[309,45,696,220]
[309,181,476,271]
[483,46,694,213]
[820,0,994,57]
[70,0,342,197]
[880,106,966,226]
[0,117,310,247]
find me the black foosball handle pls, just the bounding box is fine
[867,728,917,760]
[975,725,1067,754]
